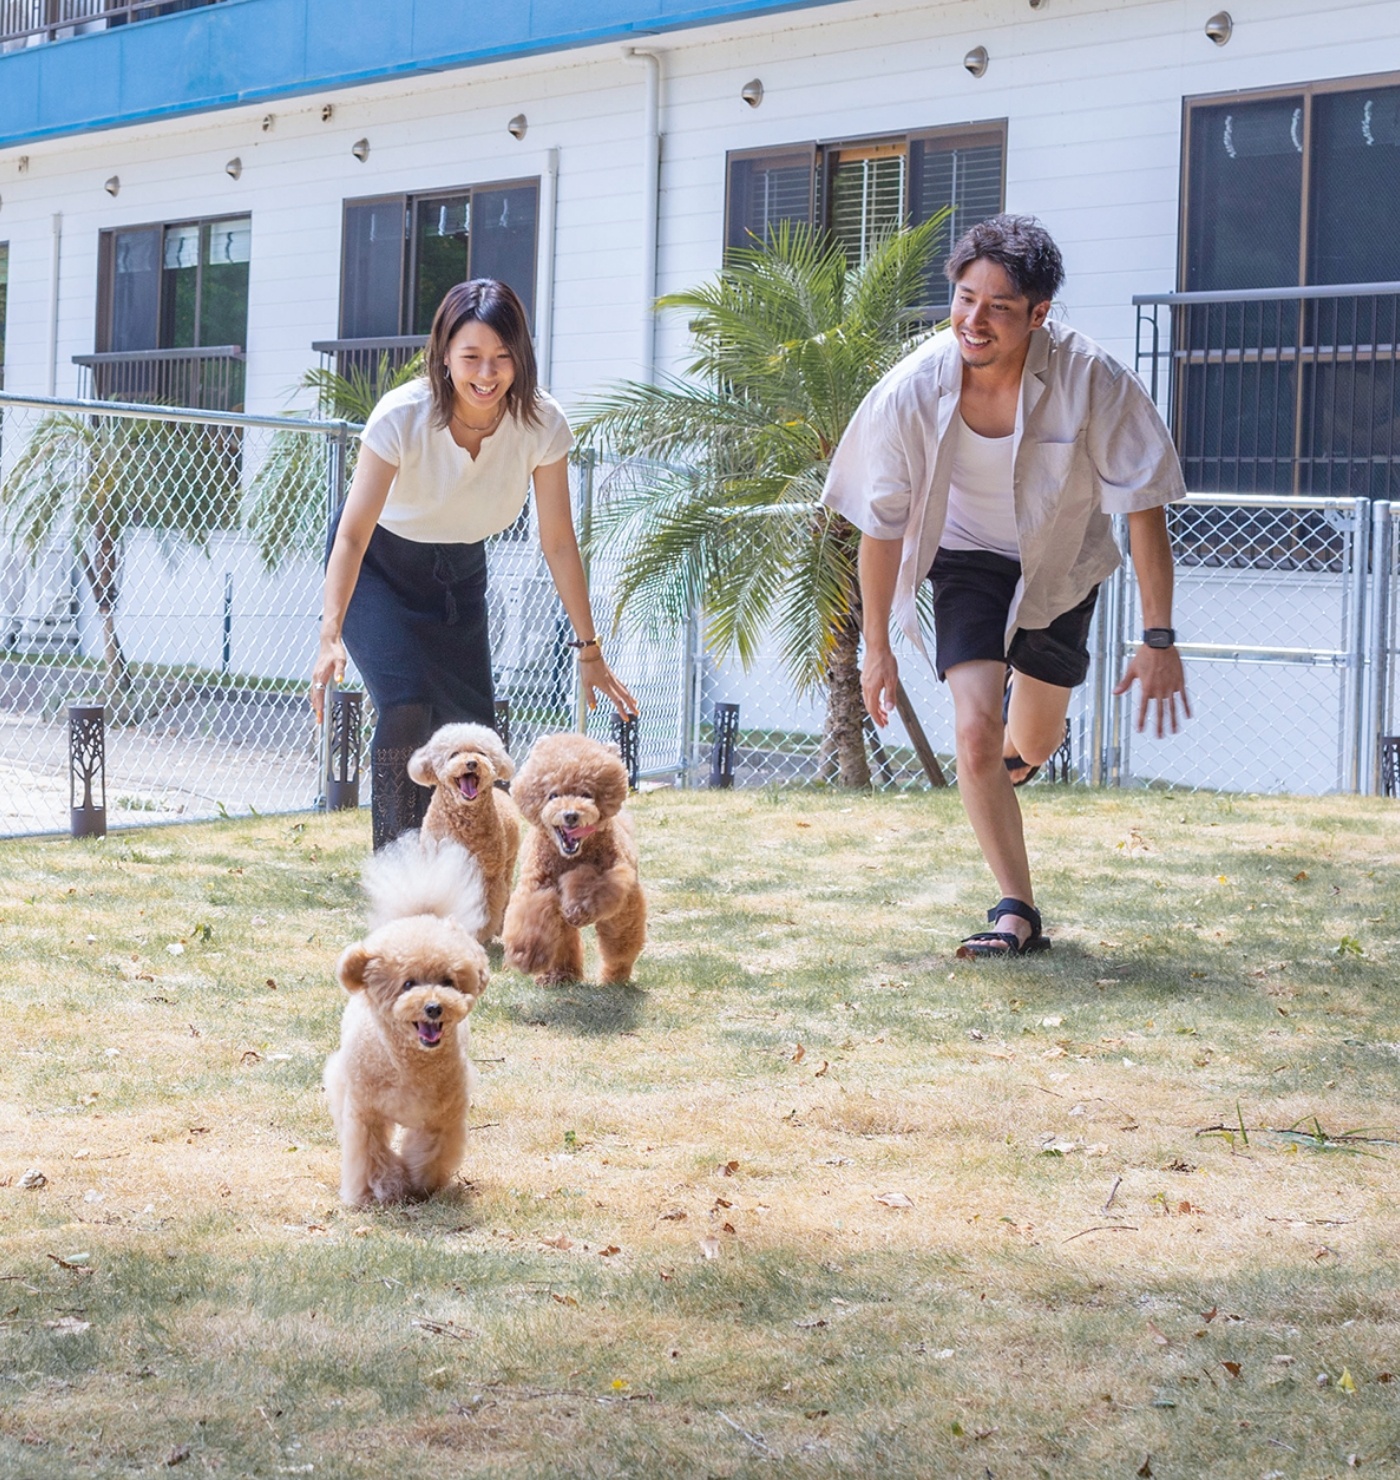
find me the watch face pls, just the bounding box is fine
[1144,629,1175,649]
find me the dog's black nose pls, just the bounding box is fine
[423,1002,442,1019]
[562,809,580,826]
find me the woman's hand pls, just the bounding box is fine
[580,652,639,719]
[310,635,348,724]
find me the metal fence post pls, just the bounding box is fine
[318,420,353,812]
[574,448,595,734]
[1364,501,1393,796]
[1344,497,1369,793]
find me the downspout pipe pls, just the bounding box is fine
[536,146,559,391]
[47,212,63,396]
[623,47,661,383]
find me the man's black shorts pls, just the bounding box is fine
[927,547,1099,687]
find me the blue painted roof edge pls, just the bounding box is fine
[0,0,844,150]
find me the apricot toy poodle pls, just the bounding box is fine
[501,733,646,985]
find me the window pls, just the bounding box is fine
[1179,75,1400,496]
[88,214,250,409]
[339,180,540,341]
[725,124,1005,315]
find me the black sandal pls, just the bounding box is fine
[956,897,1051,960]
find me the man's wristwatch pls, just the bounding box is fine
[1142,627,1177,649]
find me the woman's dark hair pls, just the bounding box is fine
[425,279,540,429]
[944,214,1065,306]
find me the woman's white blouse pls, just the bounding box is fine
[359,379,573,544]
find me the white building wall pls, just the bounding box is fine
[0,0,1396,415]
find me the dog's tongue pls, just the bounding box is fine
[561,823,597,842]
[417,1020,443,1046]
[458,775,479,800]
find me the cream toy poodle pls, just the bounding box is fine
[502,733,646,985]
[408,722,520,943]
[324,836,490,1207]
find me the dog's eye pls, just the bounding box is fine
[547,791,559,801]
[400,979,418,994]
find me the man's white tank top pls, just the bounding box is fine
[940,414,1019,560]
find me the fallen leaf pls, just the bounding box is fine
[659,1208,687,1222]
[541,1234,573,1251]
[1221,1360,1242,1378]
[814,1061,829,1077]
[875,1191,914,1210]
[598,1246,621,1258]
[1042,1045,1068,1059]
[1147,1320,1170,1346]
[1338,1367,1357,1393]
[550,1292,578,1307]
[791,1043,805,1064]
[1294,871,1308,881]
[44,1317,90,1335]
[165,1445,191,1467]
[1137,1458,1153,1479]
[698,1237,720,1260]
[1202,1306,1218,1323]
[718,1160,739,1177]
[793,1317,828,1329]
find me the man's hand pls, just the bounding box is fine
[862,646,900,728]
[1113,644,1191,737]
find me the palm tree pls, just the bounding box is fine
[243,351,423,570]
[577,218,946,788]
[1,411,238,702]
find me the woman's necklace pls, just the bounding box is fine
[452,400,507,438]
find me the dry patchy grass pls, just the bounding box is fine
[0,787,1397,1477]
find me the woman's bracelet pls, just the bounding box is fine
[565,634,600,651]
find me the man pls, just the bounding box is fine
[822,215,1189,958]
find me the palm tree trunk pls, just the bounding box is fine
[82,526,130,696]
[822,612,871,790]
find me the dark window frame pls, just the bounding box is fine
[337,175,542,341]
[95,211,251,354]
[723,120,1007,311]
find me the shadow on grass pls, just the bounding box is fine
[501,981,647,1036]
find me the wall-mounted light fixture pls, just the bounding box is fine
[261,113,275,132]
[1029,0,1047,8]
[963,45,989,78]
[740,78,764,108]
[17,155,28,174]
[351,137,370,162]
[507,114,528,140]
[104,175,120,197]
[225,157,242,180]
[321,103,334,123]
[1205,10,1232,44]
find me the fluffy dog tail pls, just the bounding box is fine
[362,831,489,937]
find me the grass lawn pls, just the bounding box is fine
[0,785,1397,1478]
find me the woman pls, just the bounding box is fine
[311,278,637,849]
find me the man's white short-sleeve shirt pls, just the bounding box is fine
[821,320,1185,656]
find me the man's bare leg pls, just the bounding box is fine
[1003,668,1075,784]
[945,660,1039,949]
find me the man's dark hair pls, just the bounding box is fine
[943,214,1064,306]
[425,278,541,429]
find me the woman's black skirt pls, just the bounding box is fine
[333,504,495,726]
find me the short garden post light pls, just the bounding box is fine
[68,705,107,838]
[325,689,363,811]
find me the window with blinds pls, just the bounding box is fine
[724,123,1005,315]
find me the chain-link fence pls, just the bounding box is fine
[0,390,1397,838]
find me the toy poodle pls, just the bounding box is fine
[324,836,490,1207]
[408,722,520,943]
[502,733,646,986]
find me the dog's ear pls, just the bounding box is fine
[337,942,372,992]
[593,749,631,816]
[508,760,542,820]
[407,740,439,786]
[486,733,515,781]
[455,960,489,1003]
